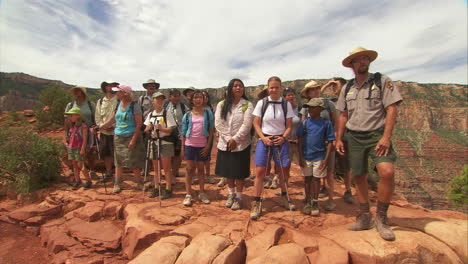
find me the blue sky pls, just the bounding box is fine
[0,0,467,90]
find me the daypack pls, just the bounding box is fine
[148,109,179,143]
[66,100,96,125]
[343,72,383,100]
[260,97,288,127]
[164,101,187,116]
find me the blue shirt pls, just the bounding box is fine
[115,102,141,136]
[181,109,214,138]
[296,117,335,161]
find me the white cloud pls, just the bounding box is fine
[0,0,466,90]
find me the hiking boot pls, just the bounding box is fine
[343,190,355,204]
[270,175,279,189]
[231,198,241,210]
[318,186,328,198]
[225,193,236,208]
[90,171,98,180]
[217,177,227,187]
[183,194,192,206]
[83,180,92,189]
[148,188,160,198]
[112,183,122,194]
[199,192,210,204]
[375,213,395,241]
[137,179,145,191]
[324,199,336,211]
[302,200,312,215]
[250,200,261,220]
[348,212,374,231]
[72,181,82,190]
[205,175,216,184]
[311,202,320,217]
[160,189,172,200]
[278,195,296,210]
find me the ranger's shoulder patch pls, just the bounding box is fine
[385,80,394,91]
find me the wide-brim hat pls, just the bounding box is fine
[142,79,160,89]
[300,80,321,99]
[183,87,195,97]
[342,46,378,68]
[257,86,269,99]
[303,98,324,108]
[69,86,87,97]
[100,80,119,89]
[152,91,166,99]
[112,84,133,93]
[64,107,82,116]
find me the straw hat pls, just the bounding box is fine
[69,86,87,96]
[342,46,378,68]
[300,80,321,99]
[142,79,160,89]
[257,86,269,99]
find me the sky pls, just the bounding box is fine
[0,0,467,90]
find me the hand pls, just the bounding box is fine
[336,140,345,155]
[145,124,153,133]
[261,136,273,146]
[155,124,162,130]
[227,139,237,151]
[80,148,85,156]
[128,139,136,150]
[319,159,327,171]
[375,137,391,157]
[200,146,209,157]
[272,136,285,146]
[299,157,305,168]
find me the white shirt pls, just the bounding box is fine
[144,109,177,145]
[253,96,295,136]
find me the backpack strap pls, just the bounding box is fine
[281,98,288,126]
[180,103,186,115]
[260,97,269,126]
[260,97,288,127]
[323,98,333,125]
[87,101,96,125]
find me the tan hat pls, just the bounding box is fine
[69,86,87,97]
[151,91,166,99]
[303,98,324,108]
[142,79,160,89]
[342,46,378,68]
[300,80,321,99]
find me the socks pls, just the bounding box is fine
[377,201,390,216]
[359,203,370,213]
[236,192,242,200]
[228,188,235,195]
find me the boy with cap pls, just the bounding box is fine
[297,98,335,216]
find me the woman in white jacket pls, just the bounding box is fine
[215,79,254,210]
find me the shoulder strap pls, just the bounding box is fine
[344,79,355,100]
[99,97,104,107]
[180,103,186,114]
[302,119,307,135]
[163,109,169,128]
[323,99,333,124]
[260,97,269,125]
[163,101,169,109]
[86,101,96,125]
[281,98,288,126]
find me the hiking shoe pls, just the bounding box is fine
[148,188,160,198]
[137,179,145,191]
[302,201,312,215]
[112,183,122,194]
[250,200,261,220]
[348,212,374,231]
[324,199,336,211]
[279,195,296,210]
[231,198,241,210]
[263,177,272,188]
[217,177,227,187]
[160,189,172,200]
[72,181,82,190]
[270,175,279,189]
[199,192,210,204]
[225,193,236,208]
[90,171,98,180]
[83,180,92,189]
[205,175,216,184]
[318,186,328,198]
[343,190,355,204]
[183,194,192,206]
[311,202,320,217]
[375,213,395,241]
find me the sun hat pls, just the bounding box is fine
[256,87,269,99]
[64,107,82,115]
[100,80,119,89]
[342,46,378,68]
[182,87,195,97]
[152,91,166,99]
[69,86,87,96]
[303,98,324,108]
[300,80,321,99]
[142,79,160,89]
[112,84,133,93]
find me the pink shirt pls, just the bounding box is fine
[67,123,87,150]
[185,115,207,147]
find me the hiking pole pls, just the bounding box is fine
[94,131,107,194]
[142,137,151,201]
[155,120,162,207]
[273,142,296,227]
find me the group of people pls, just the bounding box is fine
[64,46,403,241]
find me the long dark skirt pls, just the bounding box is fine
[215,145,251,179]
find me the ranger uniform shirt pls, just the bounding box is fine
[336,73,403,132]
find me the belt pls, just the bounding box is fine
[347,128,384,134]
[288,140,297,144]
[263,134,283,137]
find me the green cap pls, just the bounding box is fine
[64,107,82,115]
[152,92,166,99]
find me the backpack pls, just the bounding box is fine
[148,109,179,143]
[68,123,94,154]
[344,72,382,100]
[260,97,288,127]
[183,109,213,137]
[164,101,187,116]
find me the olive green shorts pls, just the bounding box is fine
[346,129,396,176]
[67,148,84,161]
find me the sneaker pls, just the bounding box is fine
[263,176,272,188]
[148,188,160,198]
[348,212,374,231]
[302,200,312,215]
[72,181,82,190]
[225,193,236,208]
[250,200,261,220]
[270,175,279,189]
[112,183,122,194]
[90,171,98,180]
[199,192,210,204]
[83,180,92,189]
[278,195,296,210]
[183,194,192,206]
[160,189,172,200]
[205,175,216,184]
[217,177,227,187]
[324,199,336,211]
[137,179,145,191]
[231,198,241,210]
[343,190,355,204]
[318,186,328,198]
[375,213,395,241]
[311,202,320,217]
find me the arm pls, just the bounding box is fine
[297,136,305,167]
[253,116,273,146]
[201,127,214,157]
[375,104,397,157]
[319,141,333,170]
[335,111,348,155]
[129,113,142,150]
[80,125,88,156]
[100,112,116,130]
[215,102,232,140]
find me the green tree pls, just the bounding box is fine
[35,86,72,128]
[448,165,468,209]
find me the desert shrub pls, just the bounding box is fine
[448,165,468,209]
[35,86,72,129]
[0,125,65,194]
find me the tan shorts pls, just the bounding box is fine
[301,160,326,178]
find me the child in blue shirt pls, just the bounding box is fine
[297,98,335,216]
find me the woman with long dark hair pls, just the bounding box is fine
[215,79,253,210]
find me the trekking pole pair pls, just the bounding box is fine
[94,130,107,194]
[142,120,162,207]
